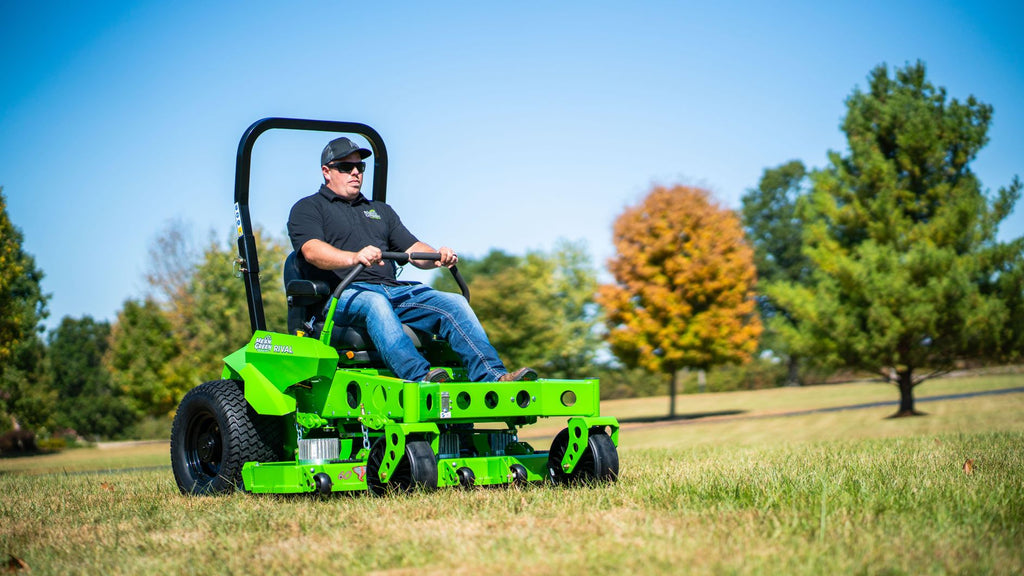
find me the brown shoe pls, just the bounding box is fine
[498,367,538,382]
[425,368,452,382]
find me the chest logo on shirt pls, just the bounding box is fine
[363,209,382,220]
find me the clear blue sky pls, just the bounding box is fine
[2,0,1022,330]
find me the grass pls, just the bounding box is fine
[2,374,1022,575]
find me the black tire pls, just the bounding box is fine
[170,379,282,495]
[547,427,619,485]
[456,466,476,489]
[510,463,529,485]
[367,437,438,496]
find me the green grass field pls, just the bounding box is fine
[2,374,1022,575]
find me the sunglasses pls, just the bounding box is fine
[329,161,366,174]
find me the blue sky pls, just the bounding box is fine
[2,0,1022,331]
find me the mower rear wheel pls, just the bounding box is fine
[367,438,438,495]
[546,427,619,485]
[170,379,282,495]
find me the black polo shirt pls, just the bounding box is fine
[287,185,418,286]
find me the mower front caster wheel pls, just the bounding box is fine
[367,438,438,496]
[546,427,619,485]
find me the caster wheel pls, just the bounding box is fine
[313,472,333,495]
[456,466,476,489]
[547,427,619,485]
[367,438,438,496]
[510,463,528,485]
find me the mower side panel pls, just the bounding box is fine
[401,378,602,423]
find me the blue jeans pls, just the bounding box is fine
[334,282,506,382]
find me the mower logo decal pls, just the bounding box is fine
[363,209,381,220]
[253,335,293,354]
[338,466,367,482]
[234,203,244,238]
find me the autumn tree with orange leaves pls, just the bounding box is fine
[598,185,762,417]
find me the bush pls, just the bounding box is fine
[593,365,667,399]
[703,358,788,392]
[124,415,173,441]
[592,358,790,399]
[0,428,37,454]
[36,436,67,453]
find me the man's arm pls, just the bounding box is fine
[300,239,386,269]
[407,241,458,269]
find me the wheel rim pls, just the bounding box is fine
[184,410,222,479]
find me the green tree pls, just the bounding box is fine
[0,336,53,434]
[431,249,521,296]
[741,161,811,385]
[742,161,810,286]
[48,316,136,439]
[106,298,185,418]
[432,241,602,378]
[770,61,1022,416]
[0,186,53,432]
[597,185,762,417]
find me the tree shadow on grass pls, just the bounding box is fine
[617,410,746,424]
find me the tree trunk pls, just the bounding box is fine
[892,368,925,418]
[786,355,801,387]
[668,370,677,419]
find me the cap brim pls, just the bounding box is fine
[323,148,372,165]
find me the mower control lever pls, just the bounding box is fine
[330,252,468,302]
[319,252,471,345]
[380,251,441,265]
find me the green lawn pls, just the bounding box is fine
[2,373,1022,575]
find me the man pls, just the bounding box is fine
[287,136,536,383]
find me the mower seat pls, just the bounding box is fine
[283,252,456,365]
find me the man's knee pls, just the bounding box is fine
[431,290,472,312]
[345,291,395,322]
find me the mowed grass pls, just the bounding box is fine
[1,374,1022,575]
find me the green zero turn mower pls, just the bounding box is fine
[169,118,620,495]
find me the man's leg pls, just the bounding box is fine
[335,285,431,381]
[388,286,507,382]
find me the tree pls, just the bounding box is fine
[597,185,762,417]
[741,161,810,287]
[0,336,54,435]
[106,223,290,416]
[432,242,602,379]
[0,187,48,368]
[770,61,1022,417]
[48,316,136,439]
[741,161,811,385]
[106,298,186,418]
[0,186,53,432]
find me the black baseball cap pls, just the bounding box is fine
[321,137,372,166]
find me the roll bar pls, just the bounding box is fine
[233,118,389,334]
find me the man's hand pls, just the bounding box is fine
[355,245,384,267]
[437,246,459,268]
